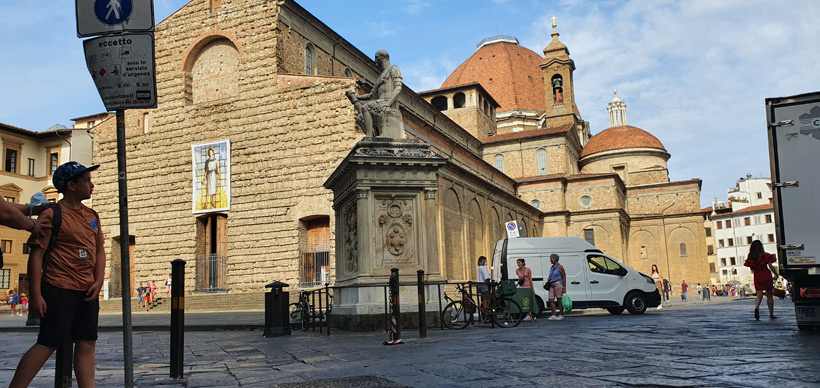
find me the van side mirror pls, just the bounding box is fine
[618,268,628,276]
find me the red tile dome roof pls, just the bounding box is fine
[581,125,666,158]
[441,40,545,113]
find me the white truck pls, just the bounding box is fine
[766,92,820,330]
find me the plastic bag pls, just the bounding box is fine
[562,294,572,313]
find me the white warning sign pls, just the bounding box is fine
[83,33,157,110]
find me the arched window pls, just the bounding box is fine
[344,67,353,77]
[680,243,687,257]
[453,92,466,108]
[431,96,447,111]
[305,43,315,75]
[536,149,547,175]
[494,154,504,173]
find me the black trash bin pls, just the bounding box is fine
[264,281,291,337]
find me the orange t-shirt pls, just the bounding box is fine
[28,204,104,291]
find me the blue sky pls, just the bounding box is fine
[2,0,820,208]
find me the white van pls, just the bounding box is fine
[491,237,661,315]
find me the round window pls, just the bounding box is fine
[531,199,541,209]
[580,195,592,208]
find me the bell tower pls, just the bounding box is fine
[541,17,577,127]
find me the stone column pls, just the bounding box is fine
[324,137,446,330]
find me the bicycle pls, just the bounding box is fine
[289,288,333,331]
[441,282,522,329]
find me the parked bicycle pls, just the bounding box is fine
[442,281,522,329]
[289,288,333,331]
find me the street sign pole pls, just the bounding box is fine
[116,109,134,388]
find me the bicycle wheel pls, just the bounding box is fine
[289,303,304,330]
[442,301,471,329]
[491,298,522,328]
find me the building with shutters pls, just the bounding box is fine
[0,119,97,295]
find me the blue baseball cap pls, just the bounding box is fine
[53,161,99,193]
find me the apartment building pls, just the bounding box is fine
[0,119,97,295]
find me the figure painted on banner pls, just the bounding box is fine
[345,50,403,138]
[202,147,220,209]
[744,240,778,320]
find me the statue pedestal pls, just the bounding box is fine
[324,137,446,330]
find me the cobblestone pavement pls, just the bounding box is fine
[1,297,818,387]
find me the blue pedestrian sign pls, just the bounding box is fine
[94,0,133,26]
[76,0,154,37]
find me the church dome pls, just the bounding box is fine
[580,125,666,158]
[441,36,545,113]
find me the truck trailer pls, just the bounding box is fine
[766,91,820,330]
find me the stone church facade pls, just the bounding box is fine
[91,0,708,297]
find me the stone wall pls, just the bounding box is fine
[93,0,364,293]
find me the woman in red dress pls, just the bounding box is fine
[744,240,778,320]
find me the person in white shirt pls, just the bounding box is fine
[477,256,492,316]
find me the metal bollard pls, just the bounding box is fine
[384,268,403,345]
[170,259,185,380]
[417,270,426,338]
[55,336,73,388]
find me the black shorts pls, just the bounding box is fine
[37,282,99,348]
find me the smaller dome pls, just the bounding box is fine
[581,125,666,158]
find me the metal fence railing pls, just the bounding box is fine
[300,251,330,288]
[195,253,227,293]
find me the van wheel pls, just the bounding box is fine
[606,306,625,315]
[534,296,546,318]
[625,292,647,314]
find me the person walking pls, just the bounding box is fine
[149,281,158,306]
[165,274,172,297]
[744,240,778,320]
[545,254,566,321]
[697,283,703,300]
[10,162,106,388]
[681,280,688,301]
[650,264,664,302]
[19,293,28,316]
[9,290,19,316]
[662,278,671,303]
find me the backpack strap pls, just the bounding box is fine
[42,203,62,275]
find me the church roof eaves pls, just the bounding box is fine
[483,123,573,145]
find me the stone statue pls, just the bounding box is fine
[346,50,404,138]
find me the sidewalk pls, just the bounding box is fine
[0,294,747,332]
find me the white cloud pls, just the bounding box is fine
[403,0,431,15]
[520,0,820,206]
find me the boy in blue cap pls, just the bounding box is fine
[10,161,105,388]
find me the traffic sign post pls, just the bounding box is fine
[76,1,156,387]
[83,33,157,110]
[505,220,520,239]
[76,0,155,37]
